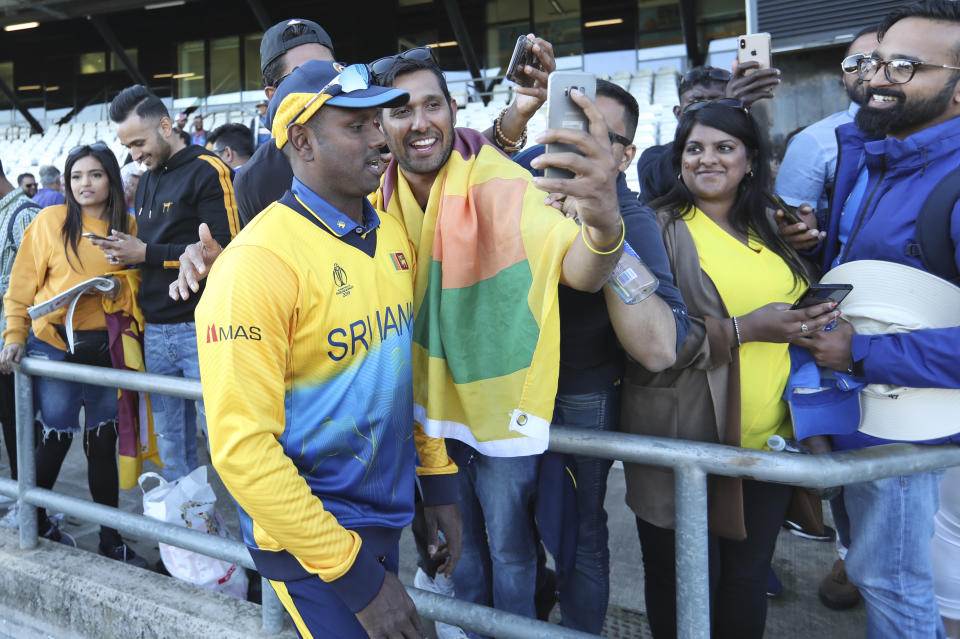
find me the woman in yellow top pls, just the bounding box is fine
[0,143,145,567]
[612,101,838,639]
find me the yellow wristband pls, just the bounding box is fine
[581,217,625,255]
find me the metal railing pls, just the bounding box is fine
[9,356,960,638]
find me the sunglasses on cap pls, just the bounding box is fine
[369,47,437,81]
[681,67,732,84]
[684,98,749,115]
[68,141,110,158]
[284,63,373,130]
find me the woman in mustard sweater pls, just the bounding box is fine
[0,144,145,566]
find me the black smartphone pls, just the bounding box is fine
[764,192,802,225]
[505,35,542,88]
[791,283,853,310]
[82,232,113,241]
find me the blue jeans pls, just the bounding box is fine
[552,387,619,634]
[844,470,946,639]
[448,440,540,639]
[144,322,204,481]
[26,334,117,433]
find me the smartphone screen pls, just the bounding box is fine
[791,284,852,310]
[545,71,597,179]
[505,36,541,88]
[82,233,113,241]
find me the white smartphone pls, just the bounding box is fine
[737,33,772,75]
[545,71,597,180]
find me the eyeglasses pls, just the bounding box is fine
[841,53,867,74]
[369,47,436,82]
[285,63,372,130]
[856,56,960,84]
[607,129,632,147]
[212,146,226,155]
[684,98,749,115]
[67,141,110,158]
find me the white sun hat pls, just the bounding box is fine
[821,260,960,441]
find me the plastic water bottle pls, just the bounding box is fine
[767,435,841,499]
[606,241,659,305]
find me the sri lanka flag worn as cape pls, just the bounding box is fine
[374,128,578,457]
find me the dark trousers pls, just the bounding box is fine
[636,479,793,639]
[0,372,16,480]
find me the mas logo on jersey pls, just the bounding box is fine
[205,324,262,343]
[390,252,409,271]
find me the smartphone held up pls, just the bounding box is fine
[505,35,544,88]
[737,32,772,75]
[544,71,597,180]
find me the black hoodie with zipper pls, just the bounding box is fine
[134,144,239,323]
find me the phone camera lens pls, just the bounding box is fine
[739,39,746,49]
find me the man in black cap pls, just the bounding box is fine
[233,18,336,226]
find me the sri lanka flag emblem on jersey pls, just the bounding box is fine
[391,252,409,271]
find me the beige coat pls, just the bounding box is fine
[620,208,819,541]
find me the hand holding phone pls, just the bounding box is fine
[764,192,802,225]
[505,35,544,88]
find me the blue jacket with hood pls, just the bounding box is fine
[818,117,960,449]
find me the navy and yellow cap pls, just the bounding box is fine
[269,60,408,148]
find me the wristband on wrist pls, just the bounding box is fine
[580,217,625,255]
[731,316,742,348]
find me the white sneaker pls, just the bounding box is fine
[0,503,19,528]
[414,568,468,639]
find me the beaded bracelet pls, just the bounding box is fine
[580,217,625,255]
[494,108,527,152]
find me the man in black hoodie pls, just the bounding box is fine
[97,85,239,482]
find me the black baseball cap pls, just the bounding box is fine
[260,19,335,74]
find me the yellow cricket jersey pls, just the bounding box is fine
[685,207,804,450]
[195,182,456,608]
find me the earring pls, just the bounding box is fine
[748,168,755,178]
[677,173,682,181]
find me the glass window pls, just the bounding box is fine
[244,34,262,91]
[210,36,240,95]
[177,40,205,98]
[533,0,581,59]
[80,52,107,75]
[485,0,530,69]
[109,49,138,71]
[697,0,745,43]
[637,0,683,48]
[0,62,11,106]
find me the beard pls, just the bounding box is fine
[856,81,956,137]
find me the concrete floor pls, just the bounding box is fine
[0,431,868,638]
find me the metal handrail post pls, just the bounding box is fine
[674,465,710,639]
[261,577,285,633]
[14,369,37,549]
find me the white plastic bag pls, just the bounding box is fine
[139,466,248,600]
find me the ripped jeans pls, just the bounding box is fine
[27,333,117,433]
[26,332,122,543]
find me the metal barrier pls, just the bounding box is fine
[10,356,960,638]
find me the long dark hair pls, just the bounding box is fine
[650,101,809,287]
[62,144,129,270]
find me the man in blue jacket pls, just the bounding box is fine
[785,2,960,636]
